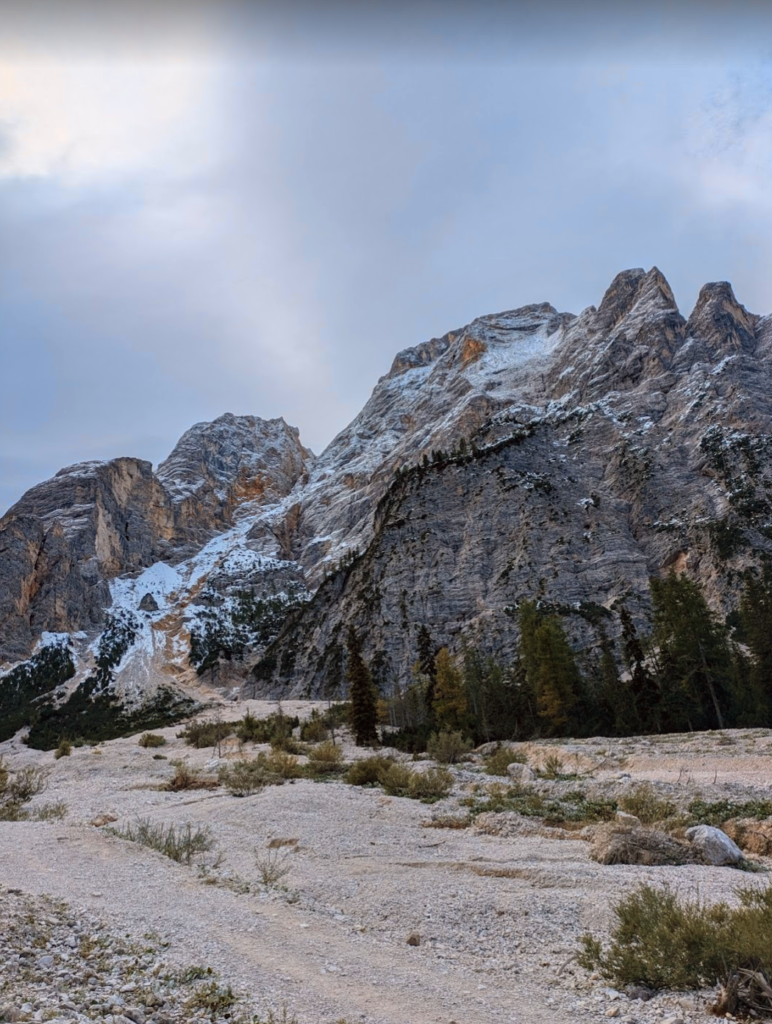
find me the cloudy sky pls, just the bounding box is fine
[1,1,771,514]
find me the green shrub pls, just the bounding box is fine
[535,752,576,780]
[0,761,49,821]
[483,745,527,776]
[218,759,270,796]
[185,980,236,1015]
[379,763,415,797]
[299,711,328,743]
[346,755,394,787]
[263,749,302,779]
[426,731,472,765]
[54,739,72,759]
[116,818,215,866]
[307,740,344,772]
[139,732,167,748]
[618,783,676,824]
[408,767,453,802]
[578,882,772,990]
[6,766,47,803]
[688,798,772,827]
[177,719,234,749]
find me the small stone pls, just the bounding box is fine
[605,1008,620,1018]
[506,763,536,784]
[615,810,640,826]
[406,933,421,946]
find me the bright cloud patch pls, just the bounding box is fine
[0,55,217,182]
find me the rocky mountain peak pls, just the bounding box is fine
[686,280,759,357]
[157,413,315,546]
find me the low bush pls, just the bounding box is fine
[379,763,415,797]
[54,739,72,759]
[384,723,433,754]
[32,800,68,821]
[307,740,344,772]
[263,749,302,779]
[378,763,453,802]
[408,767,453,802]
[177,719,234,749]
[461,781,616,824]
[688,798,772,827]
[116,818,215,865]
[255,846,292,886]
[218,759,269,797]
[299,710,328,743]
[426,731,472,765]
[139,732,167,748]
[535,752,577,780]
[578,882,772,994]
[346,755,394,787]
[5,765,47,804]
[163,761,220,792]
[185,980,236,1016]
[618,783,676,824]
[483,745,527,777]
[234,711,302,748]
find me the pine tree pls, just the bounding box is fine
[346,626,378,746]
[735,568,772,725]
[416,625,437,722]
[650,573,733,732]
[432,647,468,733]
[618,604,660,733]
[518,601,581,735]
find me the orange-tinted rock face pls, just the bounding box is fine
[0,458,176,659]
[723,818,772,857]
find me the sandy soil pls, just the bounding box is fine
[1,702,771,1024]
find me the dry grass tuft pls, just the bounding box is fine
[591,824,697,866]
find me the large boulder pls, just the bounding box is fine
[685,825,743,866]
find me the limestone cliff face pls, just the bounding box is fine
[0,459,175,660]
[256,270,772,695]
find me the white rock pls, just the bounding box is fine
[685,825,743,866]
[615,811,640,826]
[506,763,536,783]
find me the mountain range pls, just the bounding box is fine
[2,267,771,740]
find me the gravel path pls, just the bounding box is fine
[2,707,770,1024]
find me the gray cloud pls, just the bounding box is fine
[1,1,771,513]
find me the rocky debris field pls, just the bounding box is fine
[0,889,272,1024]
[1,701,771,1024]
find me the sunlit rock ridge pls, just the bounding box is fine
[2,268,771,716]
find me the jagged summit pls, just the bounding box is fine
[157,412,314,545]
[686,280,759,357]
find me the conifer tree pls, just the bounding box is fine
[735,567,772,724]
[618,604,660,733]
[346,626,378,746]
[650,573,733,732]
[432,647,468,733]
[416,625,437,722]
[518,600,581,734]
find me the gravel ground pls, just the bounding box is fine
[1,703,771,1024]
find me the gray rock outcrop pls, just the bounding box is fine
[685,825,744,866]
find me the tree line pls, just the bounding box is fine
[343,567,772,747]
